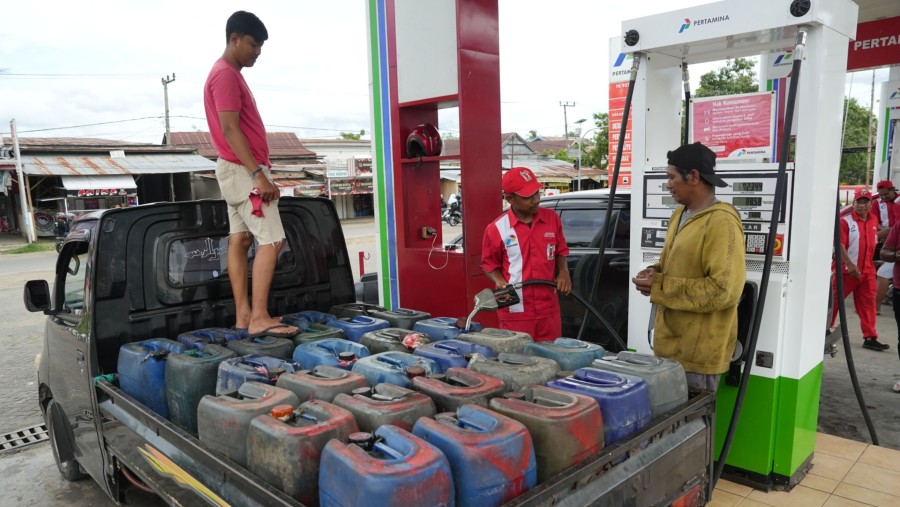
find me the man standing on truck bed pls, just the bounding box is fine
[482,166,572,342]
[204,10,298,338]
[632,143,746,391]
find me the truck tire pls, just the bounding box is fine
[46,399,85,481]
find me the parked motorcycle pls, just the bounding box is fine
[442,207,461,226]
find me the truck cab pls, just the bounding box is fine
[27,198,354,504]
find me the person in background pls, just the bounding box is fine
[54,213,69,238]
[204,10,298,338]
[873,180,900,315]
[482,167,572,342]
[878,220,900,391]
[830,190,887,351]
[632,142,746,392]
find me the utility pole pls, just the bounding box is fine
[560,101,575,154]
[162,74,176,145]
[10,119,35,243]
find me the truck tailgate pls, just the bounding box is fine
[97,380,302,507]
[504,391,715,506]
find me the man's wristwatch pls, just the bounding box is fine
[250,165,265,178]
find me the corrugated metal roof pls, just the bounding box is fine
[167,131,317,160]
[2,136,194,154]
[21,153,216,176]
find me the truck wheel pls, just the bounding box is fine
[46,400,85,481]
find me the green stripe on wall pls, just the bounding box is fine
[714,363,822,477]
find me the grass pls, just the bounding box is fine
[1,242,56,255]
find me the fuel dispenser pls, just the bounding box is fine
[620,0,858,489]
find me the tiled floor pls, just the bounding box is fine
[710,433,900,507]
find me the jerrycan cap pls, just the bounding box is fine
[270,404,294,421]
[338,351,357,361]
[352,386,373,397]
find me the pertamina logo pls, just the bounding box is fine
[773,52,793,66]
[678,14,730,33]
[613,53,633,67]
[890,89,900,100]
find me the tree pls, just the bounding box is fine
[694,58,758,97]
[839,98,877,184]
[339,129,366,140]
[527,130,538,141]
[583,112,609,169]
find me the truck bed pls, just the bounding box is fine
[98,380,714,507]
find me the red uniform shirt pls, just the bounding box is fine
[884,223,900,284]
[481,207,569,320]
[203,59,270,167]
[837,210,878,275]
[873,196,900,228]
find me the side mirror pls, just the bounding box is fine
[24,280,52,313]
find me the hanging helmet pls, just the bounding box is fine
[406,123,443,158]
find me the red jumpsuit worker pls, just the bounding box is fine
[831,190,889,351]
[482,167,572,342]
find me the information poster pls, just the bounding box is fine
[690,92,775,159]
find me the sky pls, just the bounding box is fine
[0,0,891,145]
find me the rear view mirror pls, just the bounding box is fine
[24,280,51,313]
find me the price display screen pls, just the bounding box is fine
[734,182,764,192]
[733,196,762,207]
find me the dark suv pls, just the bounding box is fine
[540,189,631,351]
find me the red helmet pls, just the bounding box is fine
[406,123,443,158]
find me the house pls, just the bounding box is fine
[1,136,215,237]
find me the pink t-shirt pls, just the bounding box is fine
[203,59,270,167]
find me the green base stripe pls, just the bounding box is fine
[714,363,822,477]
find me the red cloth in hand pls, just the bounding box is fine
[249,188,269,218]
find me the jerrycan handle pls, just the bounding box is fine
[456,416,490,432]
[317,342,340,355]
[310,366,344,379]
[352,316,375,324]
[372,441,406,460]
[613,351,661,366]
[573,368,627,387]
[553,338,589,349]
[383,329,406,340]
[250,336,278,345]
[433,342,464,356]
[497,353,534,366]
[445,375,475,387]
[376,355,405,369]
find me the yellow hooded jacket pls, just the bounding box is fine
[650,201,746,375]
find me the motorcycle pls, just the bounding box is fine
[442,207,461,226]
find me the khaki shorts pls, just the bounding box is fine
[215,159,285,246]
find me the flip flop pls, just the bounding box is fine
[246,324,301,339]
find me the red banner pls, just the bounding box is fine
[608,82,632,187]
[847,17,900,71]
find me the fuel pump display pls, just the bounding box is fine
[640,165,793,260]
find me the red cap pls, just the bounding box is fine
[876,180,895,191]
[502,167,543,197]
[270,404,293,419]
[854,190,873,201]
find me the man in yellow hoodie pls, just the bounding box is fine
[632,142,746,391]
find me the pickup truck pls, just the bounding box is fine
[26,198,715,506]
